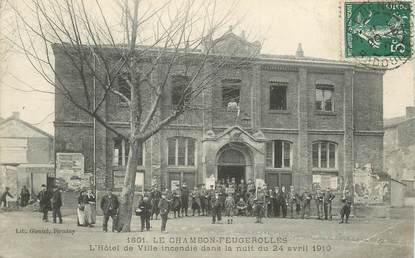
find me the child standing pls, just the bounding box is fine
[224,193,235,224]
[236,197,247,216]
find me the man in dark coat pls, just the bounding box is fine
[210,191,222,224]
[255,186,266,223]
[237,179,247,202]
[206,184,215,215]
[158,193,170,232]
[263,184,272,218]
[301,188,312,219]
[100,189,119,232]
[340,190,352,224]
[37,184,50,222]
[19,186,30,207]
[323,187,335,220]
[273,186,281,217]
[288,186,301,219]
[137,196,152,231]
[315,188,324,220]
[191,186,201,216]
[200,184,208,216]
[150,186,161,220]
[278,186,288,218]
[51,186,63,223]
[181,183,190,216]
[171,187,182,218]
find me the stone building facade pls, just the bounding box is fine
[0,112,54,196]
[53,32,384,192]
[384,106,415,190]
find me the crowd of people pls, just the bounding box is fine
[134,178,353,232]
[2,177,353,233]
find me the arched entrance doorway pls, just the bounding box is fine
[216,143,253,183]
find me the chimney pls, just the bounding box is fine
[406,106,415,119]
[12,111,20,119]
[295,43,304,58]
[241,30,246,40]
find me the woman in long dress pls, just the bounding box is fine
[77,190,88,226]
[85,189,96,226]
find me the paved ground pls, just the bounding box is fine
[0,207,413,258]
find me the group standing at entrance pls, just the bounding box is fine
[131,177,353,233]
[28,177,352,234]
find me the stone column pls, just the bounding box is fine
[251,65,261,129]
[253,143,266,180]
[343,70,354,191]
[297,68,310,190]
[203,63,214,130]
[203,140,217,179]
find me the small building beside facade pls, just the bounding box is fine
[53,31,385,193]
[384,106,415,194]
[0,112,54,197]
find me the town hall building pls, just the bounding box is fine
[53,31,384,193]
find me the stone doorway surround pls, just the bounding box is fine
[202,126,267,184]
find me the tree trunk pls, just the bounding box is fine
[116,140,139,232]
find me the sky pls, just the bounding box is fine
[0,0,413,134]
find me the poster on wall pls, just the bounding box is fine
[312,175,322,186]
[353,165,389,205]
[55,153,84,191]
[312,174,338,190]
[354,166,372,204]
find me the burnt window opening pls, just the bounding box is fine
[315,84,334,111]
[171,75,190,106]
[118,74,131,103]
[222,79,241,108]
[270,82,288,110]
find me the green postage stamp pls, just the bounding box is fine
[345,1,412,58]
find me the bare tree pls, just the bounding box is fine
[0,0,11,81]
[10,0,257,231]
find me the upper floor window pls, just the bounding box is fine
[222,79,241,107]
[171,75,190,106]
[113,138,143,166]
[118,74,131,103]
[266,140,292,168]
[312,141,337,169]
[315,84,334,111]
[168,137,196,166]
[270,82,288,110]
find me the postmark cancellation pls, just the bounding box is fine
[343,0,413,69]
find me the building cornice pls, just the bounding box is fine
[354,130,384,136]
[260,128,299,134]
[54,121,385,137]
[308,130,345,135]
